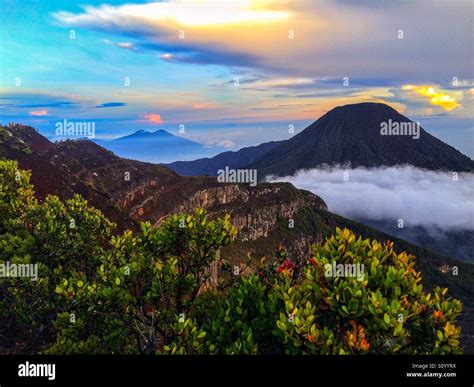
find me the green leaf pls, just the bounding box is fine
[437,330,444,341]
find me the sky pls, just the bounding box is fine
[0,0,473,156]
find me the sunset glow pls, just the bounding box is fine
[402,85,461,111]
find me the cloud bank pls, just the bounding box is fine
[268,166,474,230]
[52,1,472,80]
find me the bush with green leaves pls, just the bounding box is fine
[272,229,463,354]
[158,230,462,355]
[46,210,237,354]
[0,160,113,351]
[167,273,282,355]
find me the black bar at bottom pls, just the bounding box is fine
[0,355,472,386]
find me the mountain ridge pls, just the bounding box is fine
[166,140,282,176]
[167,103,474,178]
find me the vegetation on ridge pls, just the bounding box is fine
[0,160,463,354]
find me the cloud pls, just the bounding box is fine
[160,53,174,61]
[241,77,315,89]
[102,39,137,51]
[56,1,288,28]
[154,45,258,67]
[207,139,236,148]
[52,1,472,79]
[142,113,164,124]
[402,85,461,111]
[28,110,48,116]
[96,102,127,108]
[53,1,286,69]
[268,166,474,230]
[0,92,87,111]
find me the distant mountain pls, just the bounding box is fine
[169,103,474,178]
[166,140,282,176]
[95,129,218,163]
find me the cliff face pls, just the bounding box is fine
[166,183,327,242]
[120,179,329,258]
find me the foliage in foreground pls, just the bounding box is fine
[0,160,463,354]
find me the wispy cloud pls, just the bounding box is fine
[29,110,48,116]
[96,102,127,108]
[102,39,137,52]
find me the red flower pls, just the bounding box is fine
[277,259,296,276]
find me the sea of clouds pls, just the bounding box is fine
[267,166,474,231]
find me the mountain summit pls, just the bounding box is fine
[249,103,474,177]
[95,129,210,163]
[117,129,189,141]
[168,103,474,177]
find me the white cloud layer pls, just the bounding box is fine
[268,166,474,230]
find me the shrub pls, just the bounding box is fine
[46,210,237,354]
[0,160,113,351]
[272,229,463,354]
